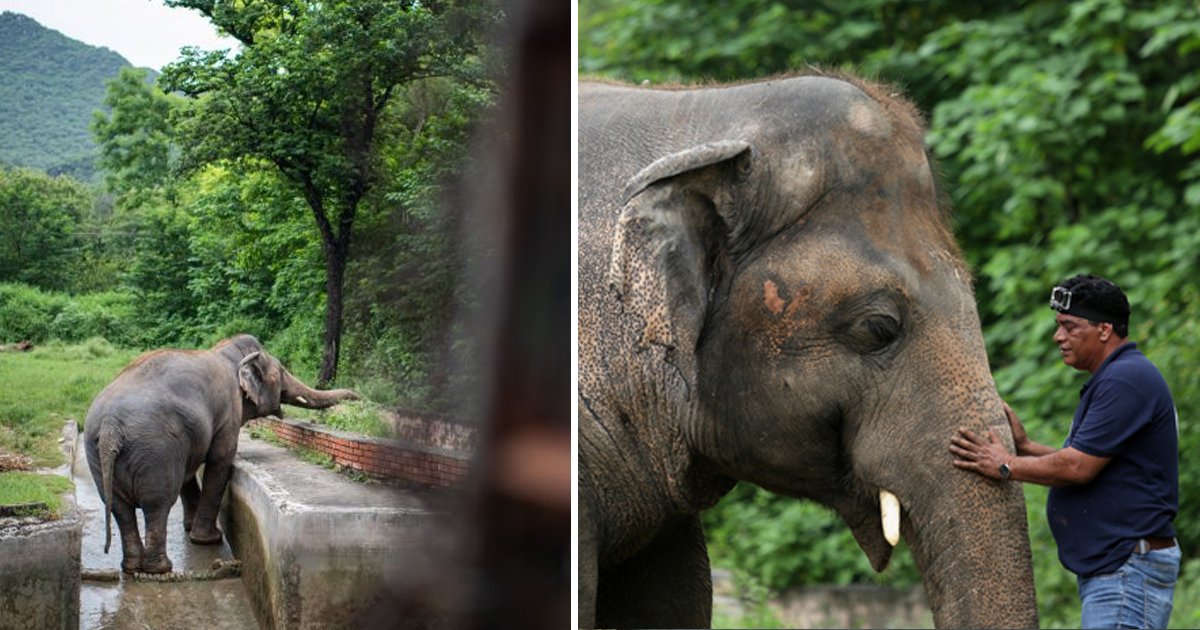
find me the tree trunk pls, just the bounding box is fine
[301,177,355,389]
[317,236,348,387]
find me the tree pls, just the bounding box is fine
[91,67,182,200]
[161,0,495,385]
[0,167,93,291]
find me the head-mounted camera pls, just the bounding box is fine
[1050,286,1071,311]
[1049,284,1126,327]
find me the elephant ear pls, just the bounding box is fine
[237,351,269,411]
[608,140,751,362]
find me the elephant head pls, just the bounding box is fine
[579,75,1037,628]
[221,335,359,420]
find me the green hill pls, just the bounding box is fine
[0,11,139,182]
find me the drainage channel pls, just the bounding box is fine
[72,434,260,630]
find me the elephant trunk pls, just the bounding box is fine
[847,342,1039,626]
[902,473,1038,628]
[281,370,359,409]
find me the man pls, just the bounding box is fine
[950,274,1180,629]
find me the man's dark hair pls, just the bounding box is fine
[1057,274,1130,338]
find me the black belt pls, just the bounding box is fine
[1133,537,1176,554]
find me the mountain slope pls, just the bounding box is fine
[0,11,136,181]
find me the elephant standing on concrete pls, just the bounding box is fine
[578,74,1039,628]
[84,334,358,574]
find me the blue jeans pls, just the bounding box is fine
[1078,545,1181,629]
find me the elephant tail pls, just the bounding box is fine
[97,416,121,555]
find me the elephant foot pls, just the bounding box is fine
[189,527,223,545]
[121,558,142,574]
[141,555,173,574]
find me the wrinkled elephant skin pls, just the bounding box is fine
[577,75,1038,628]
[84,334,358,574]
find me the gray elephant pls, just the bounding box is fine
[83,334,358,574]
[578,74,1038,628]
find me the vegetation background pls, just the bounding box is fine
[581,0,1200,627]
[0,1,500,417]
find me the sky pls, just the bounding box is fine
[0,0,234,70]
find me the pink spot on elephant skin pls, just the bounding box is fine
[763,278,812,317]
[763,279,786,315]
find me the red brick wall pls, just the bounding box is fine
[247,417,473,488]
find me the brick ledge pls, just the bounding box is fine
[246,416,473,488]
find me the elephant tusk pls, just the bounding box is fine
[295,396,309,405]
[880,489,901,547]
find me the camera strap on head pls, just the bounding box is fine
[1049,285,1125,327]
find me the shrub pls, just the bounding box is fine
[49,292,139,346]
[0,283,140,346]
[0,283,68,342]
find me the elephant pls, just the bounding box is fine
[83,334,358,574]
[578,73,1039,628]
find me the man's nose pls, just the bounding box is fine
[1053,326,1066,343]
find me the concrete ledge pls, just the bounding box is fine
[223,429,440,629]
[0,507,81,630]
[0,422,81,630]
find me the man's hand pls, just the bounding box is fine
[950,427,1013,480]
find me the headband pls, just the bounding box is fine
[1049,285,1127,327]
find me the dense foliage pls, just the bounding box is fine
[0,1,498,415]
[582,0,1200,626]
[159,0,497,385]
[0,11,136,181]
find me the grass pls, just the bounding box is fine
[0,338,137,466]
[0,471,72,519]
[287,399,393,438]
[0,339,137,521]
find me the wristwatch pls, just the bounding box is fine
[999,460,1012,481]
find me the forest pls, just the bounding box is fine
[0,0,501,415]
[581,0,1200,627]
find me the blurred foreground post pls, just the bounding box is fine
[358,0,569,627]
[461,0,570,627]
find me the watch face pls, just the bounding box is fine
[999,463,1011,480]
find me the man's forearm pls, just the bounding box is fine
[1007,446,1108,487]
[1016,439,1057,457]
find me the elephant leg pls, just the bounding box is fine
[111,500,145,574]
[188,457,232,545]
[596,515,713,629]
[140,504,173,574]
[181,474,201,533]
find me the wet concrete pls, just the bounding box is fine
[73,434,259,630]
[224,430,443,628]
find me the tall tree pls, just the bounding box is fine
[161,0,494,385]
[91,68,181,199]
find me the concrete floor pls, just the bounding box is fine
[73,434,260,630]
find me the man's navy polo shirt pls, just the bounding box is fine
[1047,342,1178,577]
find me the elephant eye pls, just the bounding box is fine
[843,314,902,355]
[866,315,901,346]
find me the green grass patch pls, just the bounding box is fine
[294,446,336,469]
[247,423,285,447]
[288,400,393,438]
[0,471,72,519]
[0,338,138,467]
